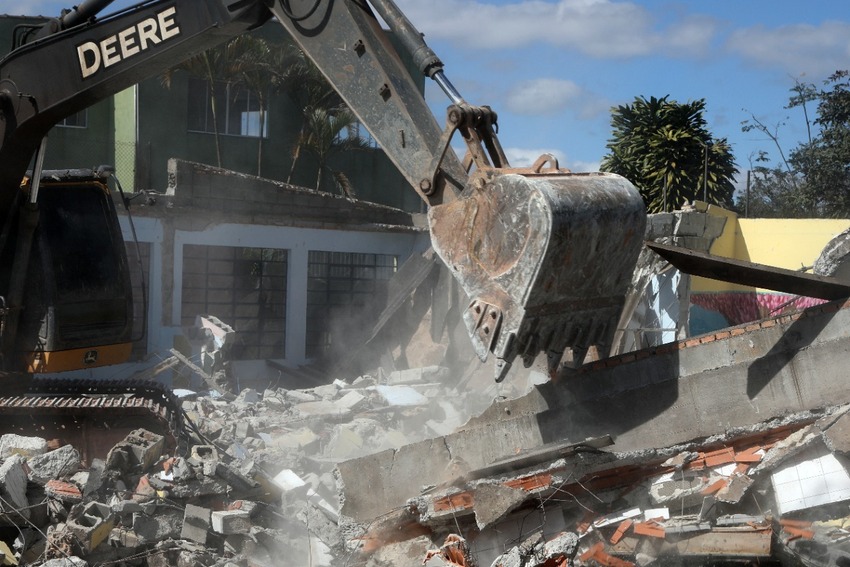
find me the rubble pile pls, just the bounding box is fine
[408,407,850,567]
[0,365,493,566]
[3,363,850,565]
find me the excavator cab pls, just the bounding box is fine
[2,169,134,373]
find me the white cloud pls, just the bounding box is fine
[396,0,714,59]
[505,78,582,114]
[726,21,850,76]
[503,77,611,119]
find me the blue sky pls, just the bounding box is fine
[3,0,848,191]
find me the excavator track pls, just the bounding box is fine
[0,377,185,463]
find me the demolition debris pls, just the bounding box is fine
[3,356,850,565]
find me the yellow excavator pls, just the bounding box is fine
[0,0,646,454]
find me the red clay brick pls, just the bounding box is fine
[433,492,474,513]
[633,521,665,538]
[610,519,633,544]
[704,447,736,467]
[504,473,552,492]
[701,479,727,495]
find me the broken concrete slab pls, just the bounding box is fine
[27,444,81,484]
[0,434,47,459]
[0,455,29,522]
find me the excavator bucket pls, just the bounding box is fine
[429,164,646,381]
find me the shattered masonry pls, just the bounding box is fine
[4,209,850,566]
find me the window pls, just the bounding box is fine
[58,110,87,128]
[187,78,268,138]
[181,245,287,359]
[336,121,378,148]
[306,251,396,358]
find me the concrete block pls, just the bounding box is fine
[234,388,260,406]
[311,384,339,400]
[235,421,255,439]
[386,366,449,385]
[375,385,428,406]
[110,527,143,549]
[125,429,165,471]
[673,211,708,237]
[0,454,30,520]
[295,400,351,420]
[211,509,251,534]
[307,488,339,524]
[272,469,308,496]
[215,462,259,491]
[334,390,367,412]
[181,503,212,544]
[67,501,114,552]
[284,390,318,403]
[188,445,219,467]
[132,508,183,542]
[228,500,259,517]
[324,426,365,460]
[0,434,48,459]
[110,499,146,515]
[27,444,81,484]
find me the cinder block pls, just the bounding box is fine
[211,509,251,534]
[67,501,114,552]
[181,503,212,544]
[125,429,165,471]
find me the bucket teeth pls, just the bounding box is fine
[430,169,646,382]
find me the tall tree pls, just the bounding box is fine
[225,36,286,176]
[300,106,370,195]
[790,71,850,217]
[272,47,346,187]
[601,96,738,213]
[161,40,250,168]
[738,71,850,217]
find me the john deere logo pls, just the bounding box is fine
[83,350,98,365]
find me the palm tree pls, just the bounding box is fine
[270,47,346,186]
[602,96,738,212]
[301,106,370,195]
[161,43,238,168]
[225,36,286,176]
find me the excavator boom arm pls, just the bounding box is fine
[0,0,647,382]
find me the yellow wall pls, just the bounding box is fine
[691,204,850,293]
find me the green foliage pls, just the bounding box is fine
[737,71,850,218]
[601,96,738,213]
[737,151,811,218]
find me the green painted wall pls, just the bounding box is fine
[113,87,137,191]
